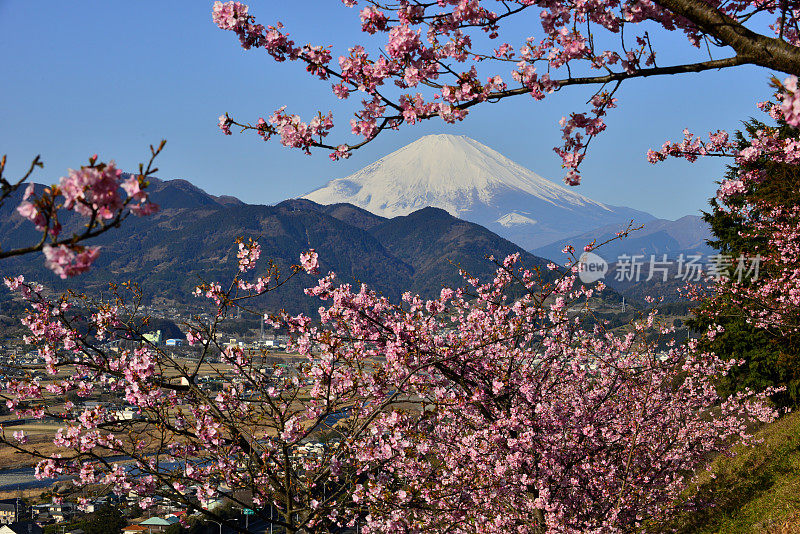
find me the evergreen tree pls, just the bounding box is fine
[688,119,800,407]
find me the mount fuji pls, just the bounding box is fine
[303,134,654,250]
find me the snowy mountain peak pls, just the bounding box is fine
[305,134,608,218]
[303,134,654,249]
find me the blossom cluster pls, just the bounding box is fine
[43,244,101,279]
[2,241,777,533]
[13,154,160,278]
[653,92,800,337]
[210,0,791,184]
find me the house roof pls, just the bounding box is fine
[140,518,172,526]
[1,523,44,534]
[123,526,147,532]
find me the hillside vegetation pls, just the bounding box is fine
[654,410,800,533]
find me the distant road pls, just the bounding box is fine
[0,466,66,490]
[0,454,174,491]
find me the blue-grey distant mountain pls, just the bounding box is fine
[303,134,655,249]
[533,215,715,263]
[531,216,716,303]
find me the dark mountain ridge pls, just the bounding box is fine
[1,177,560,314]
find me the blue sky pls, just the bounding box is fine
[0,1,775,220]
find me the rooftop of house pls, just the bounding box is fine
[140,518,174,527]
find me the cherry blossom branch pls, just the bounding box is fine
[1,239,779,532]
[0,154,43,207]
[211,0,799,183]
[0,141,165,278]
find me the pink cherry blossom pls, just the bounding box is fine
[9,151,161,276]
[209,0,795,183]
[2,243,778,533]
[42,244,100,279]
[60,162,125,219]
[300,249,319,274]
[780,76,800,127]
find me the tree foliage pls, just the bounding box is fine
[685,117,800,406]
[0,241,777,533]
[42,505,126,534]
[82,505,128,534]
[4,3,800,533]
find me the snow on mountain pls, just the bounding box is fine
[496,212,538,227]
[303,134,654,249]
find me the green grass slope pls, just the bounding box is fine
[654,410,800,533]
